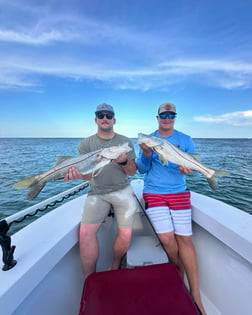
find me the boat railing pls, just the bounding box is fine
[0,181,89,271]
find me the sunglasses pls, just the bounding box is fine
[96,113,114,120]
[159,113,176,120]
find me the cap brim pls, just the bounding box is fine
[159,110,176,114]
[95,110,114,114]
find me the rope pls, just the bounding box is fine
[133,192,171,262]
[8,182,89,229]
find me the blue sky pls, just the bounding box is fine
[1,0,252,138]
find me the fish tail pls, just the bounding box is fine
[14,174,46,200]
[27,182,46,200]
[13,175,38,189]
[207,169,230,190]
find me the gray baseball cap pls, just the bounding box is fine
[95,103,115,114]
[158,102,177,114]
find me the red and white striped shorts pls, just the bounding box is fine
[143,192,192,235]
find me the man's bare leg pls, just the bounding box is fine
[176,235,207,315]
[79,223,101,278]
[111,227,132,270]
[158,231,180,264]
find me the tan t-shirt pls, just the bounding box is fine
[78,133,136,195]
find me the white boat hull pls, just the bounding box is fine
[0,179,251,315]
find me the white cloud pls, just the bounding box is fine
[0,29,75,45]
[159,59,252,89]
[1,40,252,94]
[194,110,252,126]
[1,2,252,91]
[0,9,150,47]
[2,55,252,92]
[159,59,252,72]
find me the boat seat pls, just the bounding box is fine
[79,263,200,315]
[127,235,169,267]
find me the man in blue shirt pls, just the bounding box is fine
[137,102,206,315]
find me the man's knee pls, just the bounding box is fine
[117,228,132,244]
[176,235,193,246]
[158,231,175,246]
[79,223,100,239]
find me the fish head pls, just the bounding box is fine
[100,142,132,159]
[137,133,163,148]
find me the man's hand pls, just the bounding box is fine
[139,143,152,157]
[114,152,128,164]
[178,166,193,174]
[64,167,91,181]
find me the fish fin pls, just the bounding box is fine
[190,153,201,162]
[159,156,168,165]
[55,156,73,166]
[14,175,46,200]
[13,175,37,189]
[153,147,168,165]
[27,182,46,200]
[207,169,230,190]
[92,167,104,177]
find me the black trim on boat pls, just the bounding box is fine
[0,220,17,271]
[0,182,90,271]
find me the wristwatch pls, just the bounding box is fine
[117,159,128,166]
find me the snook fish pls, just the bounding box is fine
[14,142,132,200]
[137,133,229,190]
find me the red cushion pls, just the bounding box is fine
[79,263,199,315]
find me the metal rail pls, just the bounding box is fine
[0,181,89,271]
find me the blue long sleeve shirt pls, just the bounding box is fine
[136,130,195,194]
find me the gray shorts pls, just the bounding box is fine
[82,185,138,228]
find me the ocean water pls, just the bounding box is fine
[0,138,251,234]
